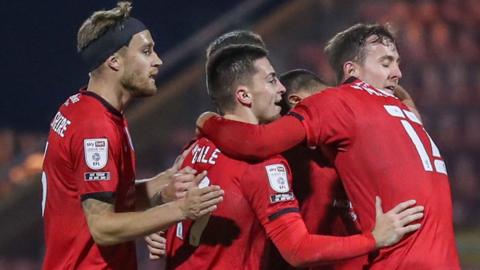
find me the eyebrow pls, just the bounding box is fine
[264,72,277,80]
[379,55,400,63]
[142,41,154,48]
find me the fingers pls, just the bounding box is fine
[397,223,422,235]
[145,232,166,259]
[375,196,383,217]
[198,205,218,216]
[200,190,223,209]
[183,185,224,219]
[191,171,208,186]
[399,212,424,227]
[196,111,218,130]
[397,205,424,220]
[389,199,417,214]
[177,166,197,175]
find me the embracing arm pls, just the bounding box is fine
[197,113,305,160]
[266,198,423,267]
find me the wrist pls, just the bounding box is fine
[171,199,188,220]
[370,230,383,249]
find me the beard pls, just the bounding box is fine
[120,69,157,98]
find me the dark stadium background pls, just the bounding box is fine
[0,0,478,269]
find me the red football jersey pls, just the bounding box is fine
[166,137,376,270]
[291,79,460,269]
[166,137,300,270]
[42,90,137,270]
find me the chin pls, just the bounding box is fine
[129,85,157,97]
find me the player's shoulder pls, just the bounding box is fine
[248,155,290,175]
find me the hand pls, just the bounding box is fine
[145,231,166,260]
[161,166,198,203]
[372,196,424,248]
[179,171,224,220]
[196,111,219,135]
[160,143,197,202]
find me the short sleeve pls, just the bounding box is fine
[69,120,121,198]
[239,158,299,226]
[291,90,355,149]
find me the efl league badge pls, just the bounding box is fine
[265,164,289,193]
[84,138,108,170]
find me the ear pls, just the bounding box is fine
[287,94,303,107]
[106,54,121,71]
[235,86,252,107]
[343,61,358,78]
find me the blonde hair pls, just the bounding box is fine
[77,1,132,52]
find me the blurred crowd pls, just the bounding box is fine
[0,129,44,200]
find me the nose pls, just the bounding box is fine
[278,81,286,95]
[391,63,402,81]
[152,51,163,67]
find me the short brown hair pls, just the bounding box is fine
[206,44,267,114]
[324,23,397,84]
[77,1,132,52]
[206,30,266,59]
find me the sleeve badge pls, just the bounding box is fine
[265,164,289,193]
[84,138,108,170]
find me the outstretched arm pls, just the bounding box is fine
[197,112,306,160]
[82,172,224,246]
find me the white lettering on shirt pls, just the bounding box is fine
[50,112,71,138]
[191,145,220,165]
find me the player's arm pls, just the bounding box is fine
[196,112,306,160]
[266,197,423,267]
[81,172,224,246]
[394,85,422,122]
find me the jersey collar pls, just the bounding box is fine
[80,88,123,118]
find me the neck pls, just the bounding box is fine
[86,74,131,112]
[223,106,259,125]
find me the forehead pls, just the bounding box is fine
[253,57,274,76]
[128,30,154,48]
[363,37,399,60]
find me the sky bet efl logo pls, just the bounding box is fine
[265,164,289,193]
[84,138,108,170]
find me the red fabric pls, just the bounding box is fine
[166,138,376,270]
[266,213,374,268]
[291,81,460,269]
[200,80,460,269]
[201,114,305,160]
[42,90,137,270]
[267,146,366,270]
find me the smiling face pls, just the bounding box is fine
[119,30,162,97]
[248,57,286,123]
[353,36,402,92]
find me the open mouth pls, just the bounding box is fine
[385,86,395,92]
